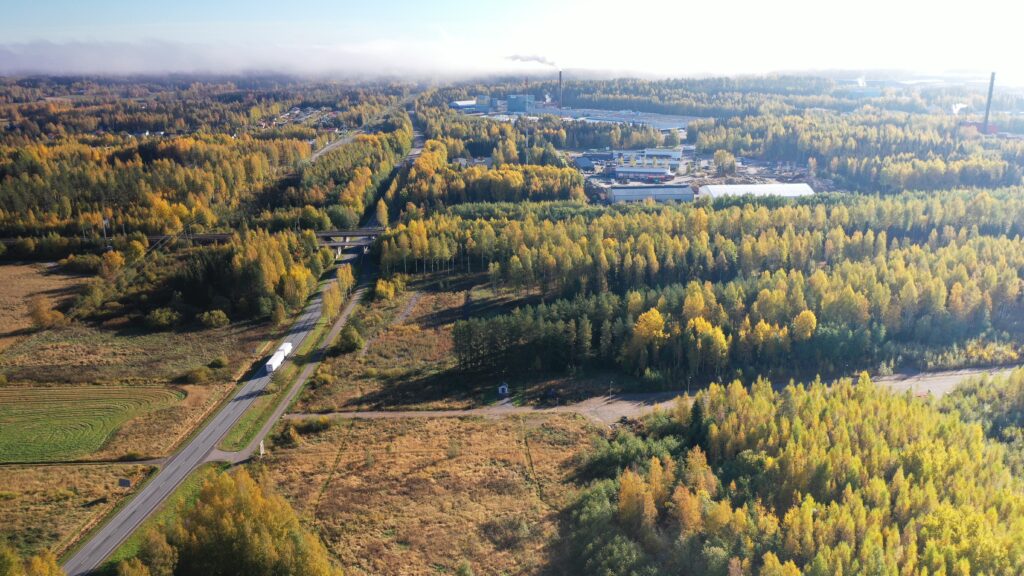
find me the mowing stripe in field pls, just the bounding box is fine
[0,387,181,463]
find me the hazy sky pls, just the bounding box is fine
[1,0,1021,82]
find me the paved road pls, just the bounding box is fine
[310,130,360,163]
[62,291,325,576]
[208,268,370,465]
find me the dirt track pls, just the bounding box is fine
[285,364,1022,426]
[876,365,1018,398]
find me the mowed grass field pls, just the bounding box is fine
[0,463,150,556]
[0,263,85,353]
[0,386,183,463]
[263,414,600,575]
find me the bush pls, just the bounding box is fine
[481,516,532,550]
[294,416,331,435]
[145,307,181,330]
[208,355,229,369]
[333,325,364,354]
[199,309,230,328]
[272,424,300,448]
[59,253,103,273]
[27,295,66,329]
[185,366,213,384]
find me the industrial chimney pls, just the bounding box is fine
[983,72,995,134]
[558,70,563,109]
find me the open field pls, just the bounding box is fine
[0,263,86,353]
[0,386,185,463]
[0,319,273,385]
[297,279,541,413]
[263,414,600,575]
[0,463,150,557]
[0,383,232,462]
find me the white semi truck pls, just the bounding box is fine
[265,341,294,373]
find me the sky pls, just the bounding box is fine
[1,0,1022,83]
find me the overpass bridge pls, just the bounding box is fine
[0,227,384,256]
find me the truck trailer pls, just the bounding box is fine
[265,341,294,373]
[265,350,286,373]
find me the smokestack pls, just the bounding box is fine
[983,72,995,134]
[558,70,563,109]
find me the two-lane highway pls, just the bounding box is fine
[62,290,325,576]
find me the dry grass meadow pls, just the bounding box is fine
[0,263,86,353]
[0,463,150,556]
[0,319,273,385]
[297,280,533,413]
[263,414,600,575]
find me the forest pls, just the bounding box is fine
[564,375,1024,575]
[380,189,1024,379]
[687,111,1021,192]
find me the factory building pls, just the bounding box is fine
[609,184,694,203]
[507,94,536,113]
[449,97,492,113]
[612,165,673,181]
[574,156,596,171]
[613,148,683,170]
[698,183,814,199]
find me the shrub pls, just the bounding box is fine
[146,307,181,330]
[199,309,230,328]
[273,424,300,448]
[375,278,395,301]
[59,253,103,273]
[27,295,66,329]
[294,416,331,435]
[333,325,364,354]
[185,366,213,384]
[481,516,531,550]
[208,355,229,369]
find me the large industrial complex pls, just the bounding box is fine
[580,145,816,204]
[448,75,816,205]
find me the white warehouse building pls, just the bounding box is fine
[609,184,694,203]
[698,183,814,199]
